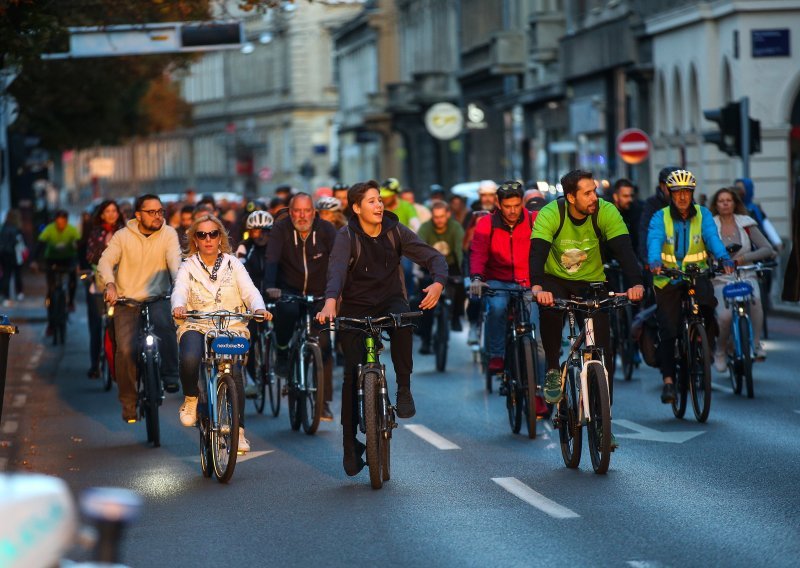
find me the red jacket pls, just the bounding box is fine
[470,209,534,287]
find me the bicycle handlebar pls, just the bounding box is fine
[115,295,170,307]
[660,266,721,280]
[264,289,325,304]
[335,311,423,333]
[735,261,777,272]
[181,309,265,323]
[550,293,630,312]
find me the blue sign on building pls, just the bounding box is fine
[752,29,790,57]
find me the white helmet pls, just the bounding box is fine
[316,196,342,211]
[478,180,498,195]
[246,210,274,230]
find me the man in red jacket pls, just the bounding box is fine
[469,180,533,372]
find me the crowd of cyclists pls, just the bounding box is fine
[16,167,785,477]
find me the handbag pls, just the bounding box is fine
[14,234,29,266]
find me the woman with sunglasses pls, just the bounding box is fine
[171,214,272,454]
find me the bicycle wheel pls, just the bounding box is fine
[607,314,618,382]
[252,328,266,413]
[434,304,449,372]
[199,416,212,478]
[287,354,302,431]
[381,399,392,483]
[363,371,384,489]
[143,352,161,447]
[50,288,66,346]
[519,336,537,440]
[739,316,754,399]
[99,330,112,392]
[301,342,325,435]
[586,364,612,474]
[619,306,636,382]
[265,332,281,417]
[672,334,689,419]
[212,373,240,483]
[558,365,582,469]
[688,323,712,423]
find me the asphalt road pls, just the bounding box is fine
[2,282,800,567]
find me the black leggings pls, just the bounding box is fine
[338,297,412,437]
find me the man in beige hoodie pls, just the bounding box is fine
[98,194,182,422]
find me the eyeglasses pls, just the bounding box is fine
[196,230,221,240]
[139,208,165,217]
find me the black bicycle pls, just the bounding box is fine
[248,305,279,416]
[115,296,166,447]
[336,312,422,490]
[47,264,72,346]
[661,265,718,423]
[604,261,637,382]
[484,286,540,439]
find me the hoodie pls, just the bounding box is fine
[97,219,182,301]
[734,177,782,247]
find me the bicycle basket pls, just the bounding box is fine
[722,281,753,300]
[211,336,250,355]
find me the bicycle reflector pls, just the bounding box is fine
[211,336,250,355]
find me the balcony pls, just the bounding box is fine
[489,31,526,75]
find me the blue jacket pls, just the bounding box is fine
[647,204,730,272]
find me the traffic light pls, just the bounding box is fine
[703,101,761,157]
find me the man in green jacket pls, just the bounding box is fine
[32,210,80,317]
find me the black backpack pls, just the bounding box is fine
[346,225,402,272]
[552,197,602,241]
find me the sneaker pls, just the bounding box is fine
[754,343,767,361]
[534,395,549,417]
[661,382,676,404]
[321,402,334,422]
[610,432,619,452]
[467,327,479,345]
[244,381,258,399]
[179,396,198,427]
[488,356,504,373]
[395,388,416,419]
[237,427,250,454]
[713,351,727,373]
[543,369,563,404]
[451,319,463,332]
[343,438,366,476]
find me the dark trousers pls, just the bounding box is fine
[654,279,716,379]
[87,290,105,371]
[46,259,77,306]
[539,276,612,401]
[112,298,178,410]
[274,300,333,402]
[417,274,462,344]
[338,297,412,439]
[179,330,246,428]
[0,253,22,298]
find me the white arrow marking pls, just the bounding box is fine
[492,477,580,519]
[404,424,460,450]
[614,419,704,444]
[236,450,274,463]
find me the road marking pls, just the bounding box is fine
[614,419,704,444]
[237,450,274,463]
[2,421,18,434]
[711,382,733,395]
[404,424,461,450]
[627,562,669,568]
[29,352,41,365]
[794,410,800,415]
[12,394,26,408]
[543,421,553,433]
[492,477,580,519]
[21,373,32,383]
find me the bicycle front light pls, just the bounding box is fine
[145,335,156,347]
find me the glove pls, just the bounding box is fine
[469,278,488,298]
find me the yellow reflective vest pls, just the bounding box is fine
[654,205,708,288]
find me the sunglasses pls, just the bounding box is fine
[497,182,523,198]
[196,230,221,240]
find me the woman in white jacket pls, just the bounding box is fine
[710,188,775,371]
[171,214,271,453]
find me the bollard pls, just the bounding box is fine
[0,314,19,425]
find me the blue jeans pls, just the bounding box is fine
[484,280,524,359]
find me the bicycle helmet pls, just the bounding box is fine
[246,210,274,230]
[316,196,342,211]
[665,169,697,191]
[477,180,498,195]
[332,182,349,192]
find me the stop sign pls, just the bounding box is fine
[616,128,652,165]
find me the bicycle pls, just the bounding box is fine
[604,261,637,382]
[267,290,326,435]
[248,303,279,416]
[548,285,630,474]
[661,265,719,423]
[80,270,114,392]
[184,309,264,483]
[115,296,167,448]
[720,260,775,398]
[335,311,422,490]
[484,286,541,439]
[420,275,459,372]
[46,264,72,346]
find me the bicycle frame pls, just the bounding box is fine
[201,327,247,433]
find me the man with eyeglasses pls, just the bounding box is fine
[469,180,536,378]
[98,194,182,423]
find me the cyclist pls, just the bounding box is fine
[381,177,420,297]
[316,196,347,229]
[709,187,775,369]
[463,180,498,345]
[639,166,680,264]
[468,180,534,373]
[609,178,642,256]
[332,182,350,218]
[316,180,447,476]
[264,192,338,421]
[32,210,80,320]
[647,169,732,403]
[171,214,271,454]
[532,170,644,444]
[85,200,125,379]
[417,200,465,352]
[98,194,182,423]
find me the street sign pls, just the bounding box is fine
[258,167,273,181]
[89,157,115,178]
[424,102,463,140]
[616,128,651,165]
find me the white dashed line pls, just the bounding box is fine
[710,382,733,395]
[236,450,275,463]
[12,394,26,408]
[2,421,19,434]
[492,477,580,519]
[404,424,461,450]
[627,561,669,568]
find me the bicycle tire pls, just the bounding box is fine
[558,365,582,469]
[586,364,611,474]
[363,371,384,489]
[100,345,113,392]
[607,315,618,382]
[252,327,266,413]
[199,416,212,478]
[620,306,635,382]
[288,355,302,431]
[212,373,240,483]
[143,352,161,447]
[739,316,754,399]
[266,332,281,417]
[519,336,537,440]
[672,332,689,419]
[301,342,325,435]
[729,316,743,395]
[689,323,712,423]
[434,304,449,372]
